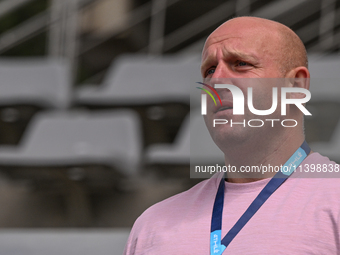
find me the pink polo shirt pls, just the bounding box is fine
[124,153,340,254]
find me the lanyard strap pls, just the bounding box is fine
[210,141,311,255]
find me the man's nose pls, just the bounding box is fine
[211,62,233,79]
[209,63,234,90]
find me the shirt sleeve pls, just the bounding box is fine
[123,227,137,255]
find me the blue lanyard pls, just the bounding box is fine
[210,141,311,255]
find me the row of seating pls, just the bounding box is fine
[0,106,338,178]
[0,108,222,174]
[1,55,339,110]
[0,229,129,255]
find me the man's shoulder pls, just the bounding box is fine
[132,177,218,228]
[124,178,218,254]
[297,152,340,178]
[143,178,215,214]
[306,152,338,164]
[291,152,340,192]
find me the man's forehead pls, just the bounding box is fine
[202,33,268,60]
[202,35,239,56]
[202,22,279,59]
[215,17,281,34]
[204,35,240,49]
[204,18,279,47]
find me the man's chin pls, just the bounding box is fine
[209,125,251,150]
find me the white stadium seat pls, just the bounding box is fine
[75,54,201,105]
[0,58,72,144]
[0,109,142,176]
[146,109,224,165]
[0,58,71,109]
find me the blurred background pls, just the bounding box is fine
[0,0,339,254]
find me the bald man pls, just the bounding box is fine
[201,17,310,183]
[124,17,340,254]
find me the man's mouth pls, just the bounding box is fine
[217,106,233,112]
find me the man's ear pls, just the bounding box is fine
[285,66,310,79]
[285,66,310,99]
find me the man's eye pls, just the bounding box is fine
[236,61,249,66]
[207,68,215,75]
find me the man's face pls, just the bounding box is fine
[200,18,286,149]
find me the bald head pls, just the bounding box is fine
[273,19,308,73]
[203,17,308,76]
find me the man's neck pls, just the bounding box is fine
[223,131,305,183]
